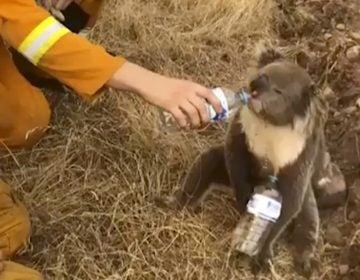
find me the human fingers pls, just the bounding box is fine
[170,107,188,128]
[187,93,209,124]
[50,8,65,21]
[195,86,222,113]
[41,0,52,10]
[179,101,201,127]
[53,0,73,10]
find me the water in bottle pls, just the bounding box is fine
[231,176,282,257]
[158,87,251,131]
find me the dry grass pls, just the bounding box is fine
[2,0,356,279]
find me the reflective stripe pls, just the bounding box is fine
[17,16,70,65]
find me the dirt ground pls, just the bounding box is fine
[1,0,360,279]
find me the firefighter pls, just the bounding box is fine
[0,0,222,279]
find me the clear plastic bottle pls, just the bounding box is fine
[231,176,282,257]
[206,87,251,122]
[158,87,251,131]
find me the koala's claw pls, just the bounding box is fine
[294,255,320,278]
[154,195,180,210]
[250,247,273,275]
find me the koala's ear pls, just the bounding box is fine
[255,42,284,68]
[257,49,284,68]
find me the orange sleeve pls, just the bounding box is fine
[0,0,126,100]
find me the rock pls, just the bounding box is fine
[348,210,360,222]
[323,86,335,98]
[348,179,360,205]
[348,211,356,219]
[350,31,360,42]
[324,33,332,40]
[356,97,360,108]
[325,226,343,246]
[343,106,357,114]
[346,45,360,62]
[336,23,346,31]
[339,264,350,275]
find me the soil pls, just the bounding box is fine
[274,0,360,279]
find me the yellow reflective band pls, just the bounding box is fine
[17,16,70,65]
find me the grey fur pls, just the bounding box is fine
[155,48,343,278]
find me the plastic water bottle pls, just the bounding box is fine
[207,87,251,122]
[158,87,251,131]
[231,176,282,257]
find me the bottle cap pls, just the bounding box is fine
[238,89,251,105]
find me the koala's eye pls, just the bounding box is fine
[274,88,282,95]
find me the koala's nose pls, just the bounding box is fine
[250,74,269,95]
[251,90,259,97]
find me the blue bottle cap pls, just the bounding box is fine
[238,89,251,105]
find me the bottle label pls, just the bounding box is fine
[208,87,229,121]
[246,194,282,222]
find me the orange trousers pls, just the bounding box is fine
[0,179,43,280]
[0,1,124,279]
[0,40,51,149]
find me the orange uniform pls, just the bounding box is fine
[0,1,126,279]
[0,0,126,148]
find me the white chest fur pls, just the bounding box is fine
[240,107,307,174]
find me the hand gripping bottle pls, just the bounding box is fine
[231,175,282,257]
[158,87,251,131]
[207,87,251,122]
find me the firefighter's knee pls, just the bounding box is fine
[0,179,31,258]
[0,84,51,149]
[0,261,44,280]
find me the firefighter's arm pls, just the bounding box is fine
[107,61,223,127]
[0,0,125,99]
[0,1,222,127]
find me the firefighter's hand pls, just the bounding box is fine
[51,0,75,10]
[39,0,75,21]
[142,78,222,128]
[107,62,222,128]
